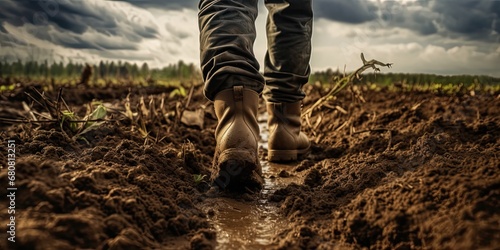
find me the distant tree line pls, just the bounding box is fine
[311,68,500,86]
[2,61,498,86]
[0,60,200,82]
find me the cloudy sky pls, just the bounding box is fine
[1,0,499,77]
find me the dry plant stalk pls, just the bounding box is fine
[303,53,392,121]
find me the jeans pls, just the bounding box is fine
[199,0,313,103]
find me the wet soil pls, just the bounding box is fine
[0,83,499,249]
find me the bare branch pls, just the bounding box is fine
[302,53,392,125]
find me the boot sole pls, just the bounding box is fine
[212,149,262,191]
[268,147,310,162]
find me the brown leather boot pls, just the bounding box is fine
[267,101,310,162]
[211,86,262,191]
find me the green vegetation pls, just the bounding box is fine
[193,174,207,185]
[60,103,107,143]
[169,85,187,98]
[0,83,16,91]
[311,70,500,86]
[0,59,201,85]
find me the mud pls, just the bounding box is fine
[0,83,499,249]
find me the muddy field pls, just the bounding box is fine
[0,82,499,249]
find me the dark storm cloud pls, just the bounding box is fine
[33,30,138,50]
[377,0,498,42]
[376,1,439,35]
[125,0,379,24]
[287,0,498,42]
[0,0,158,49]
[0,31,25,48]
[313,0,378,24]
[120,0,198,10]
[432,0,498,36]
[495,2,500,34]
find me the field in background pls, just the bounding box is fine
[0,60,202,89]
[1,60,500,91]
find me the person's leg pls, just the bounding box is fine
[263,0,313,103]
[264,0,313,162]
[198,0,263,191]
[199,0,264,101]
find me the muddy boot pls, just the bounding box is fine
[211,86,263,192]
[267,101,310,162]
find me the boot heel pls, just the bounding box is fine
[218,149,258,168]
[214,149,260,190]
[267,150,297,162]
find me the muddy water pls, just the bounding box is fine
[203,113,300,249]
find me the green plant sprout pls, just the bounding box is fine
[60,104,107,143]
[169,86,187,98]
[193,174,207,184]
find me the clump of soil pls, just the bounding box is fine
[271,86,500,249]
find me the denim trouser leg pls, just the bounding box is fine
[198,0,313,102]
[199,0,264,101]
[263,0,313,103]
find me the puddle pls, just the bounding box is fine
[203,113,300,249]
